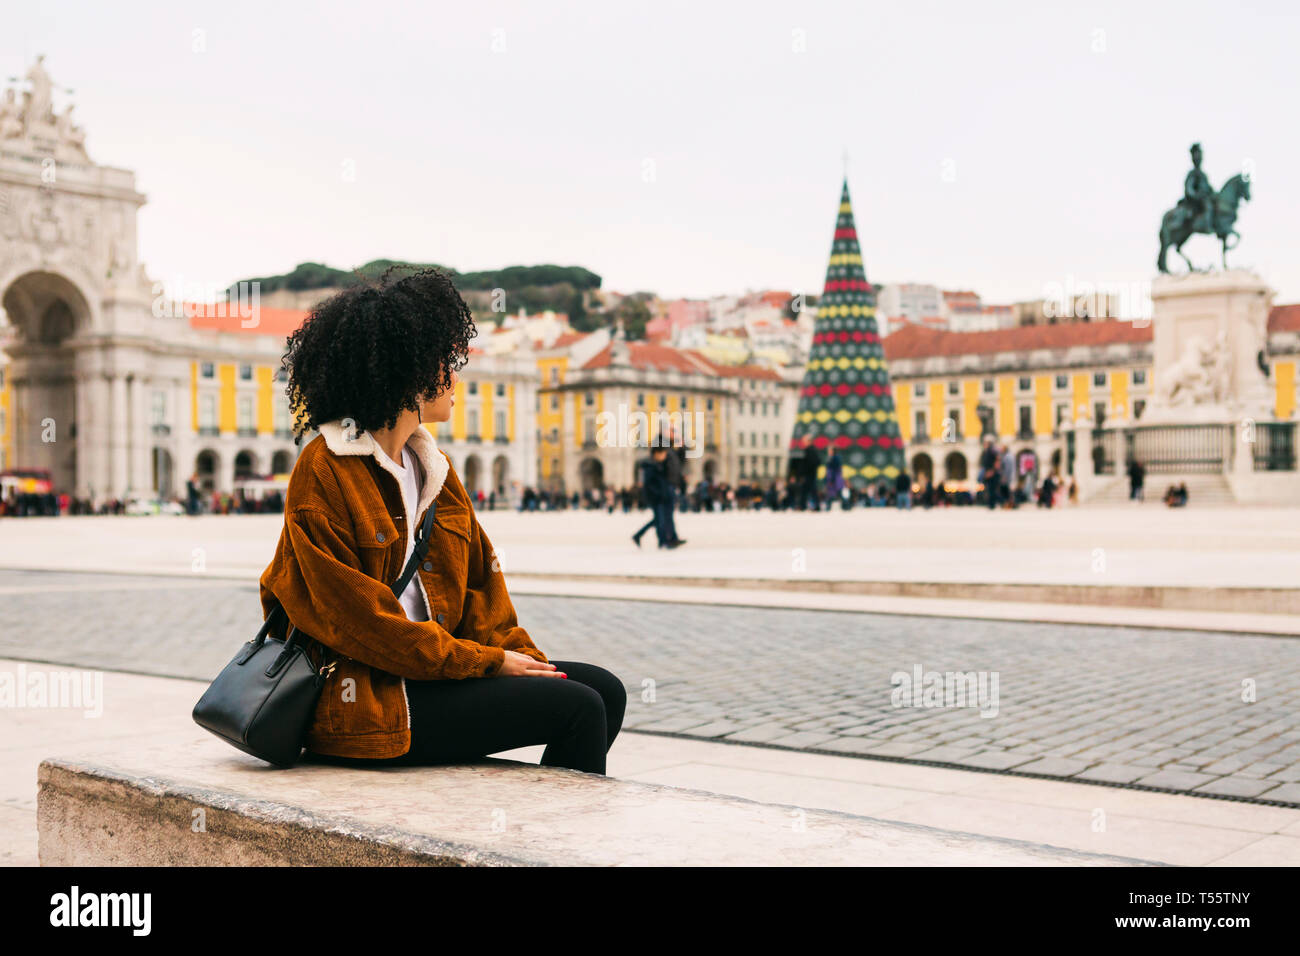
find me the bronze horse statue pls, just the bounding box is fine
[1158,173,1251,273]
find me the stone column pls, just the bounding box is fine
[1073,418,1095,486]
[109,373,129,500]
[215,441,234,495]
[1113,413,1130,477]
[9,367,26,479]
[124,373,135,494]
[1233,418,1255,479]
[1034,436,1056,488]
[518,376,537,489]
[128,374,151,495]
[89,373,113,507]
[73,371,91,501]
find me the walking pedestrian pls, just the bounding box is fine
[802,444,822,511]
[1127,458,1145,502]
[979,437,999,509]
[631,446,682,548]
[824,448,845,506]
[895,468,912,509]
[660,432,686,545]
[1037,470,1057,508]
[999,444,1016,509]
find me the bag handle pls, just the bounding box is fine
[235,606,287,664]
[247,502,439,671]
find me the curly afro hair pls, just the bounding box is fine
[281,266,476,443]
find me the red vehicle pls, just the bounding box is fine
[0,468,57,515]
[0,468,54,496]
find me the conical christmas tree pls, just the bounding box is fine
[790,178,905,488]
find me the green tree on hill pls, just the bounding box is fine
[614,294,654,340]
[226,261,601,303]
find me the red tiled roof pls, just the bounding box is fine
[186,303,309,336]
[580,341,782,381]
[682,350,782,381]
[884,303,1299,360]
[1269,304,1300,333]
[882,319,1153,361]
[582,341,704,374]
[536,331,588,351]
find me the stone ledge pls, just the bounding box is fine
[37,755,1160,866]
[37,761,529,866]
[507,572,1300,617]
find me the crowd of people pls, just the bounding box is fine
[1128,456,1191,508]
[0,474,286,517]
[1,443,1189,519]
[0,489,288,516]
[0,490,71,516]
[181,475,285,514]
[506,437,1080,521]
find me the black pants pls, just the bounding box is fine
[316,660,627,776]
[633,512,660,545]
[984,474,999,508]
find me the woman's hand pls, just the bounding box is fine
[498,650,566,678]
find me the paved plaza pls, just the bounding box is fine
[2,566,1299,806]
[12,660,1300,866]
[0,507,1297,589]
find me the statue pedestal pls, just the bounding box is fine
[1100,270,1300,504]
[1143,270,1274,424]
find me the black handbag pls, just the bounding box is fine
[193,503,437,767]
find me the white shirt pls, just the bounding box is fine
[376,443,429,622]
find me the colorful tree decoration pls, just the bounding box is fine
[790,178,905,487]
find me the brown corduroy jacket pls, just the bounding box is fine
[258,419,548,759]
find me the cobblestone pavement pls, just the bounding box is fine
[3,569,1300,804]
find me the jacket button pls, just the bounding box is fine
[436,613,445,624]
[423,561,433,571]
[376,532,386,543]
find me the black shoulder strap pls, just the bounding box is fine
[270,502,436,669]
[391,502,436,598]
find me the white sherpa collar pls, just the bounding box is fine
[317,419,449,521]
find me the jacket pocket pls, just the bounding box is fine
[318,659,404,737]
[434,505,472,543]
[419,505,472,628]
[354,508,400,586]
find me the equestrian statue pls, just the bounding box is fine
[1157,142,1251,273]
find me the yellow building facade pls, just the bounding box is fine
[535,337,743,492]
[883,314,1300,487]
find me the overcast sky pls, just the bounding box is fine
[7,0,1297,306]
